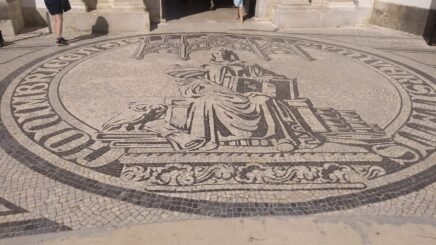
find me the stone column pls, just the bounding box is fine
[69,0,87,12]
[273,0,311,11]
[325,0,355,8]
[277,0,310,6]
[255,0,275,20]
[111,0,146,12]
[357,0,374,8]
[310,0,324,8]
[272,0,370,28]
[272,0,317,28]
[96,0,112,10]
[0,0,25,35]
[64,0,150,32]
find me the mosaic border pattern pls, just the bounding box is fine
[0,33,435,218]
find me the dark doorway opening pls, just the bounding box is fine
[423,0,436,45]
[164,0,256,22]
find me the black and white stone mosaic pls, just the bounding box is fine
[1,31,435,238]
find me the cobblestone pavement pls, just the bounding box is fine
[0,23,435,242]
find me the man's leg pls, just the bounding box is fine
[236,7,240,20]
[54,14,63,39]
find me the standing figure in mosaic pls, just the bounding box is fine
[165,49,303,151]
[167,49,288,95]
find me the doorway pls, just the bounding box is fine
[162,0,257,23]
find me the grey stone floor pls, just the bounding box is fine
[0,21,436,244]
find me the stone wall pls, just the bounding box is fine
[63,0,150,33]
[2,0,435,37]
[144,0,162,22]
[270,0,374,29]
[372,0,433,9]
[19,0,47,27]
[370,0,435,36]
[0,0,25,35]
[255,0,275,20]
[18,0,151,33]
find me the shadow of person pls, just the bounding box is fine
[67,16,109,43]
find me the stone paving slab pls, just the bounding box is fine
[0,23,435,242]
[3,216,436,245]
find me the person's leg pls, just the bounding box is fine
[51,15,57,38]
[239,6,244,22]
[54,14,63,39]
[234,0,244,22]
[210,0,214,9]
[53,14,68,45]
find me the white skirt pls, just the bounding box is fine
[234,0,243,7]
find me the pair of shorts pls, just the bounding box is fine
[234,0,243,7]
[45,0,71,15]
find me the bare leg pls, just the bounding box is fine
[53,14,63,39]
[239,6,244,23]
[52,15,57,38]
[210,0,214,9]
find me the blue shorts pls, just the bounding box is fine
[234,0,243,7]
[45,0,71,15]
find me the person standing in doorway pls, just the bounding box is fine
[234,0,244,23]
[44,0,71,46]
[210,0,215,10]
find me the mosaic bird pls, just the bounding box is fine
[102,102,167,131]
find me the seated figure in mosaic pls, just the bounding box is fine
[102,49,321,151]
[167,49,291,98]
[101,86,308,151]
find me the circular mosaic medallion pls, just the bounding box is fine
[1,33,436,216]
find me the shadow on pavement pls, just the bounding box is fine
[68,16,109,43]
